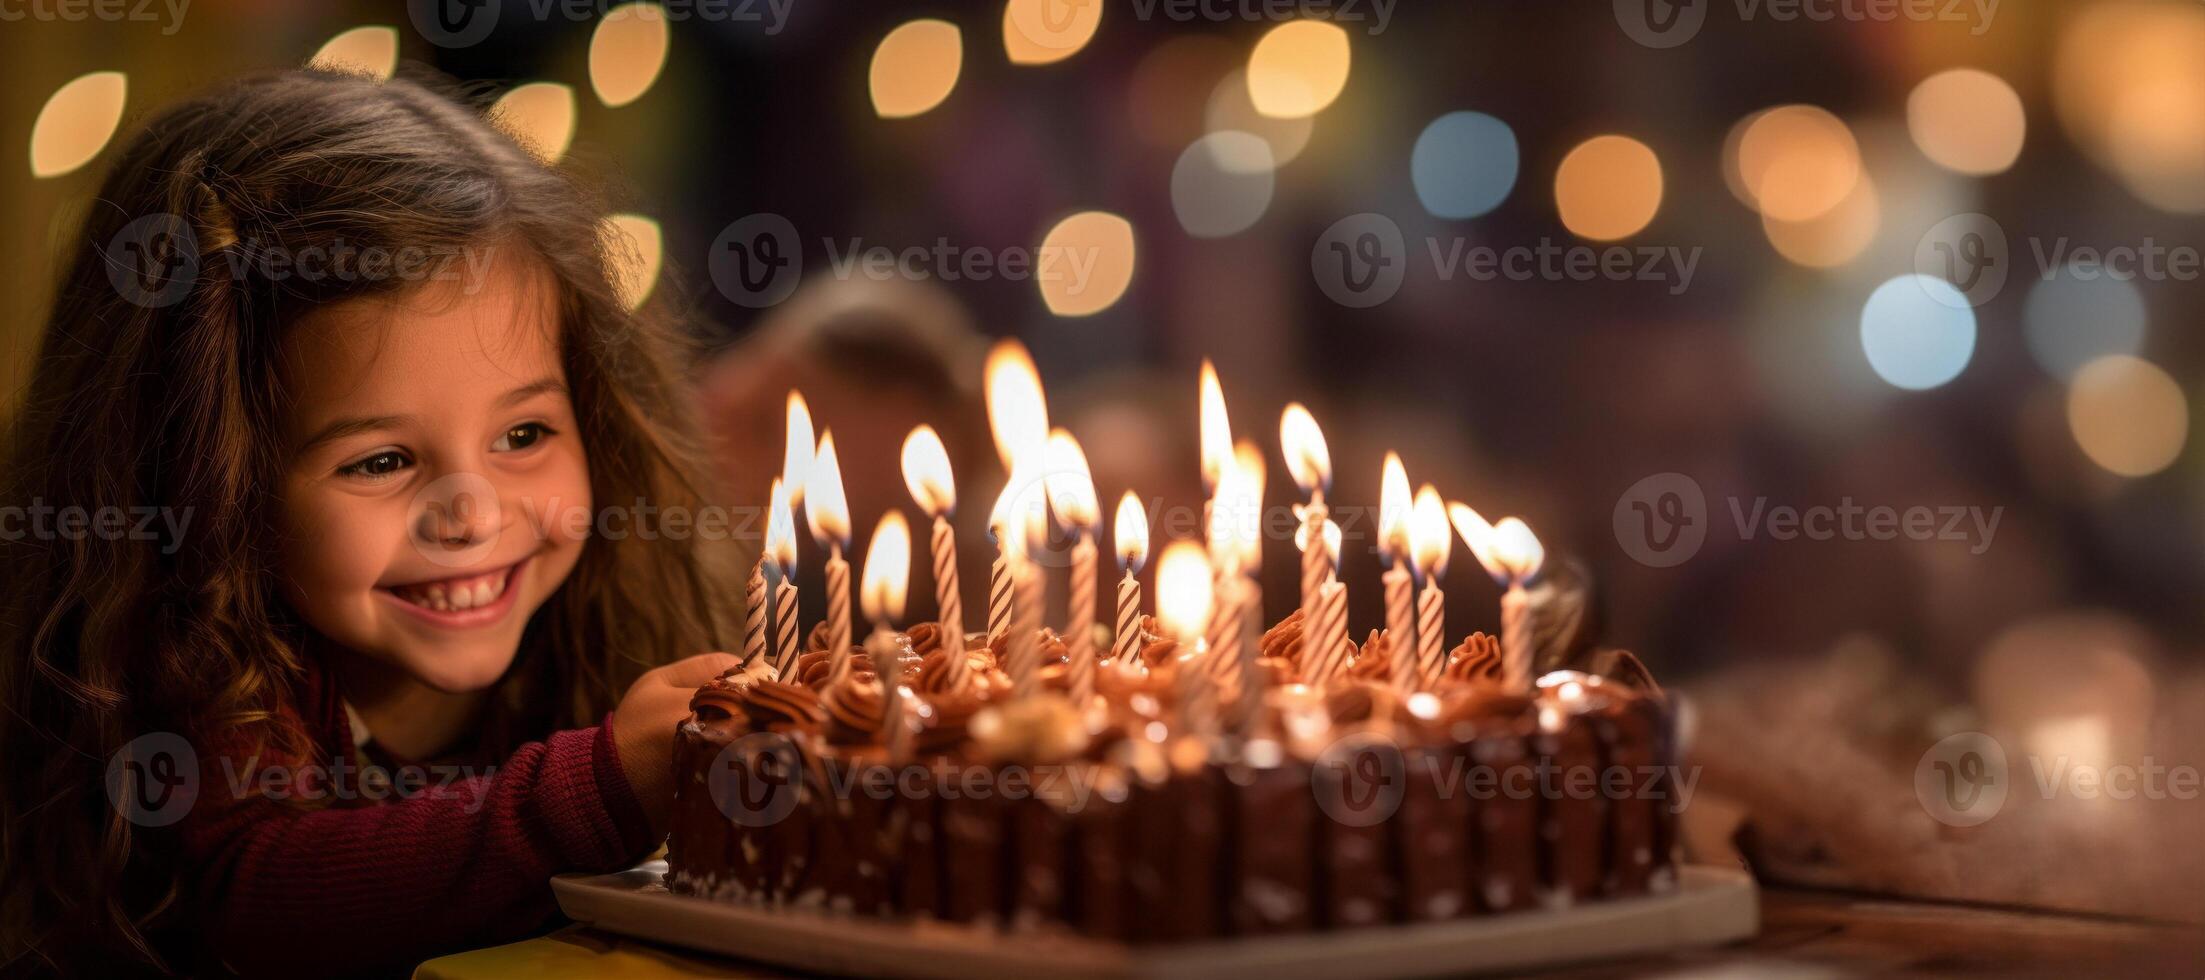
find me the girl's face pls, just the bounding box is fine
[276,251,592,693]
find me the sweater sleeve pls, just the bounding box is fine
[176,716,659,977]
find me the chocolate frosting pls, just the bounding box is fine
[821,676,889,745]
[1446,631,1504,687]
[912,686,986,757]
[738,679,826,733]
[1259,608,1306,665]
[1347,629,1393,682]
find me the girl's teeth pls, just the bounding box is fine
[397,567,510,613]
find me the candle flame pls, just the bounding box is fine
[1154,540,1213,645]
[1411,484,1451,578]
[1115,490,1149,573]
[1198,360,1234,494]
[991,463,1049,562]
[1044,429,1099,528]
[1279,403,1332,493]
[1491,517,1545,583]
[900,424,956,517]
[1447,501,1500,583]
[805,431,850,547]
[985,340,1049,472]
[859,510,912,623]
[783,390,814,507]
[1233,440,1267,568]
[766,478,798,572]
[1378,452,1413,561]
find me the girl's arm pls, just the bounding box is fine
[176,718,655,977]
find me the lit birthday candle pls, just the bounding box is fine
[984,341,1049,646]
[1298,518,1351,683]
[900,424,969,690]
[1112,490,1149,672]
[766,478,802,679]
[1154,540,1216,731]
[859,510,912,756]
[1410,484,1452,689]
[1230,441,1267,732]
[1451,503,1545,694]
[1378,453,1418,692]
[1280,403,1334,617]
[807,431,854,684]
[1046,430,1101,704]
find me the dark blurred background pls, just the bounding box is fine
[7,0,2204,915]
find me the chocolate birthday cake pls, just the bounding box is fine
[665,612,1679,940]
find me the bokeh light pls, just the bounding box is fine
[870,19,963,119]
[1409,111,1518,220]
[2023,271,2147,380]
[1554,134,1663,241]
[491,82,578,165]
[599,213,663,310]
[589,2,671,108]
[2055,2,2205,213]
[309,25,398,81]
[1907,68,2026,176]
[1172,132,1275,238]
[1763,172,1879,268]
[1037,211,1136,316]
[1735,104,1862,221]
[1003,0,1102,65]
[2066,355,2187,477]
[1245,20,1351,119]
[29,71,126,179]
[1859,274,1976,390]
[1206,68,1311,170]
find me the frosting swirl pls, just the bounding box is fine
[912,686,986,756]
[1259,608,1306,665]
[738,680,826,733]
[1446,631,1503,687]
[821,676,889,745]
[1348,629,1393,682]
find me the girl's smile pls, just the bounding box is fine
[378,553,534,626]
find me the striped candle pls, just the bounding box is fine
[743,556,768,667]
[772,577,800,680]
[1112,569,1141,669]
[1416,580,1447,689]
[1299,494,1330,617]
[1203,572,1244,695]
[1304,579,1350,683]
[1383,560,1417,692]
[824,545,854,684]
[1006,558,1044,697]
[1066,533,1097,703]
[987,553,1012,644]
[930,515,969,691]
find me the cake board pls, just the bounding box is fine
[552,861,1759,978]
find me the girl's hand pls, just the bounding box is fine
[610,652,743,832]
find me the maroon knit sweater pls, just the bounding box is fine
[172,660,658,976]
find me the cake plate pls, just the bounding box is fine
[552,861,1759,978]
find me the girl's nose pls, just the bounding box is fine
[410,471,504,565]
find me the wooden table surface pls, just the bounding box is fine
[415,886,2205,979]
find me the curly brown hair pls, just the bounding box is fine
[0,69,738,974]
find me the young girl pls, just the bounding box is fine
[0,70,744,975]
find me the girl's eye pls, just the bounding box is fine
[493,422,554,453]
[337,451,411,481]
